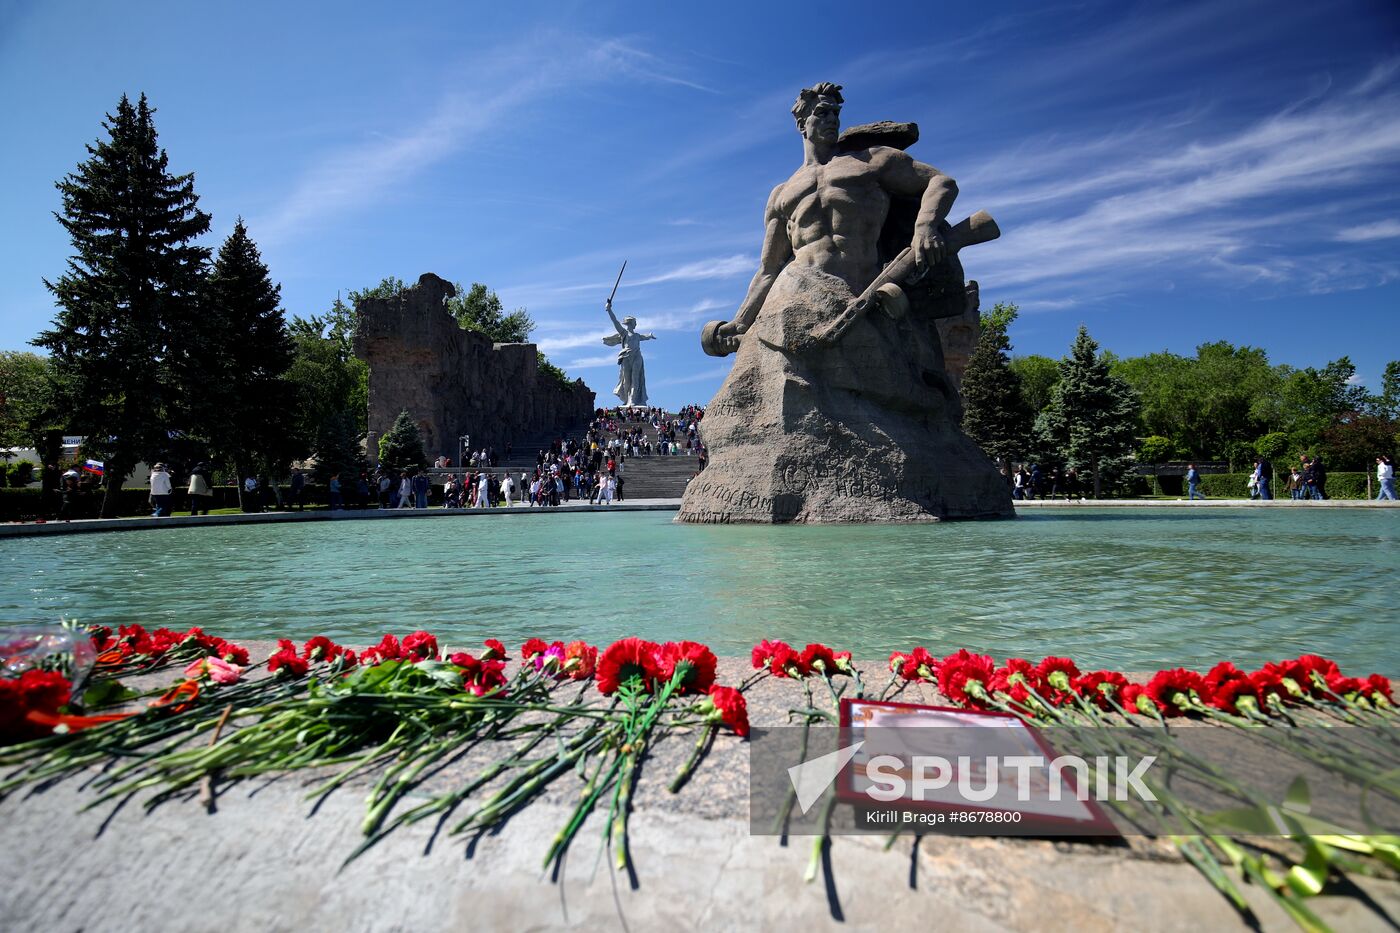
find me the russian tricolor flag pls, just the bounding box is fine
[81,459,104,476]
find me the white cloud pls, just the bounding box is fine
[966,79,1400,297]
[1352,57,1400,96]
[631,255,754,286]
[1335,219,1400,242]
[562,352,622,370]
[653,365,729,388]
[253,33,716,247]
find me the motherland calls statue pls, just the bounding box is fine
[676,83,1014,523]
[603,297,655,408]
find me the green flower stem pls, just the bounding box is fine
[668,723,716,794]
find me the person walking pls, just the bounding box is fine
[1299,456,1317,500]
[187,461,213,515]
[289,468,306,511]
[1186,463,1203,500]
[397,472,414,509]
[1377,455,1396,501]
[242,475,262,513]
[150,463,173,517]
[413,471,430,509]
[1254,458,1273,501]
[1311,455,1328,500]
[328,473,343,510]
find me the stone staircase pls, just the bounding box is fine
[424,413,704,499]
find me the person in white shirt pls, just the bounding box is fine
[502,474,514,507]
[1378,455,1396,501]
[150,464,173,517]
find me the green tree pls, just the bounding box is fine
[1255,431,1289,461]
[1377,360,1400,420]
[1137,435,1175,464]
[312,409,368,485]
[1009,354,1060,416]
[960,302,1030,463]
[537,352,572,387]
[34,94,211,516]
[182,219,297,506]
[376,409,427,474]
[1035,326,1140,498]
[448,283,535,343]
[0,351,57,451]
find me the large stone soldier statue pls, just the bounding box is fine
[677,83,1012,523]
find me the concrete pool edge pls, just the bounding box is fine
[1,496,1395,538]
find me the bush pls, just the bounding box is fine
[1195,471,1371,499]
[3,461,35,487]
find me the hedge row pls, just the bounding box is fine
[0,483,346,520]
[1193,471,1373,499]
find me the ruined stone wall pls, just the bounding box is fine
[353,273,595,462]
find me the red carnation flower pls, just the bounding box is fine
[563,641,598,681]
[800,644,837,676]
[1144,668,1208,716]
[1036,657,1080,695]
[449,651,481,672]
[1210,677,1260,715]
[768,644,809,678]
[360,634,403,666]
[997,658,1044,691]
[1248,668,1289,708]
[752,640,790,670]
[938,650,996,708]
[659,641,718,693]
[481,639,508,661]
[521,638,550,660]
[1204,661,1248,694]
[88,625,113,651]
[704,685,750,737]
[213,639,249,666]
[832,650,854,674]
[1121,683,1162,715]
[0,670,73,743]
[990,671,1040,710]
[267,644,309,678]
[596,638,662,695]
[1324,671,1366,699]
[463,659,508,697]
[301,636,342,663]
[401,631,440,662]
[899,647,936,682]
[1366,674,1393,704]
[1076,670,1129,710]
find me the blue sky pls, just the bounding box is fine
[1,0,1397,411]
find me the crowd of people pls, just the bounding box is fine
[1001,463,1086,500]
[311,405,708,512]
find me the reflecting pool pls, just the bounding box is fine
[2,508,1396,672]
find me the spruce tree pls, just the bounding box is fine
[960,302,1031,465]
[34,94,211,516]
[313,410,368,485]
[376,409,427,474]
[1034,326,1140,498]
[182,219,296,507]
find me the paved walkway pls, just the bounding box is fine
[2,496,1393,539]
[2,657,1394,932]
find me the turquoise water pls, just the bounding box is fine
[2,509,1396,673]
